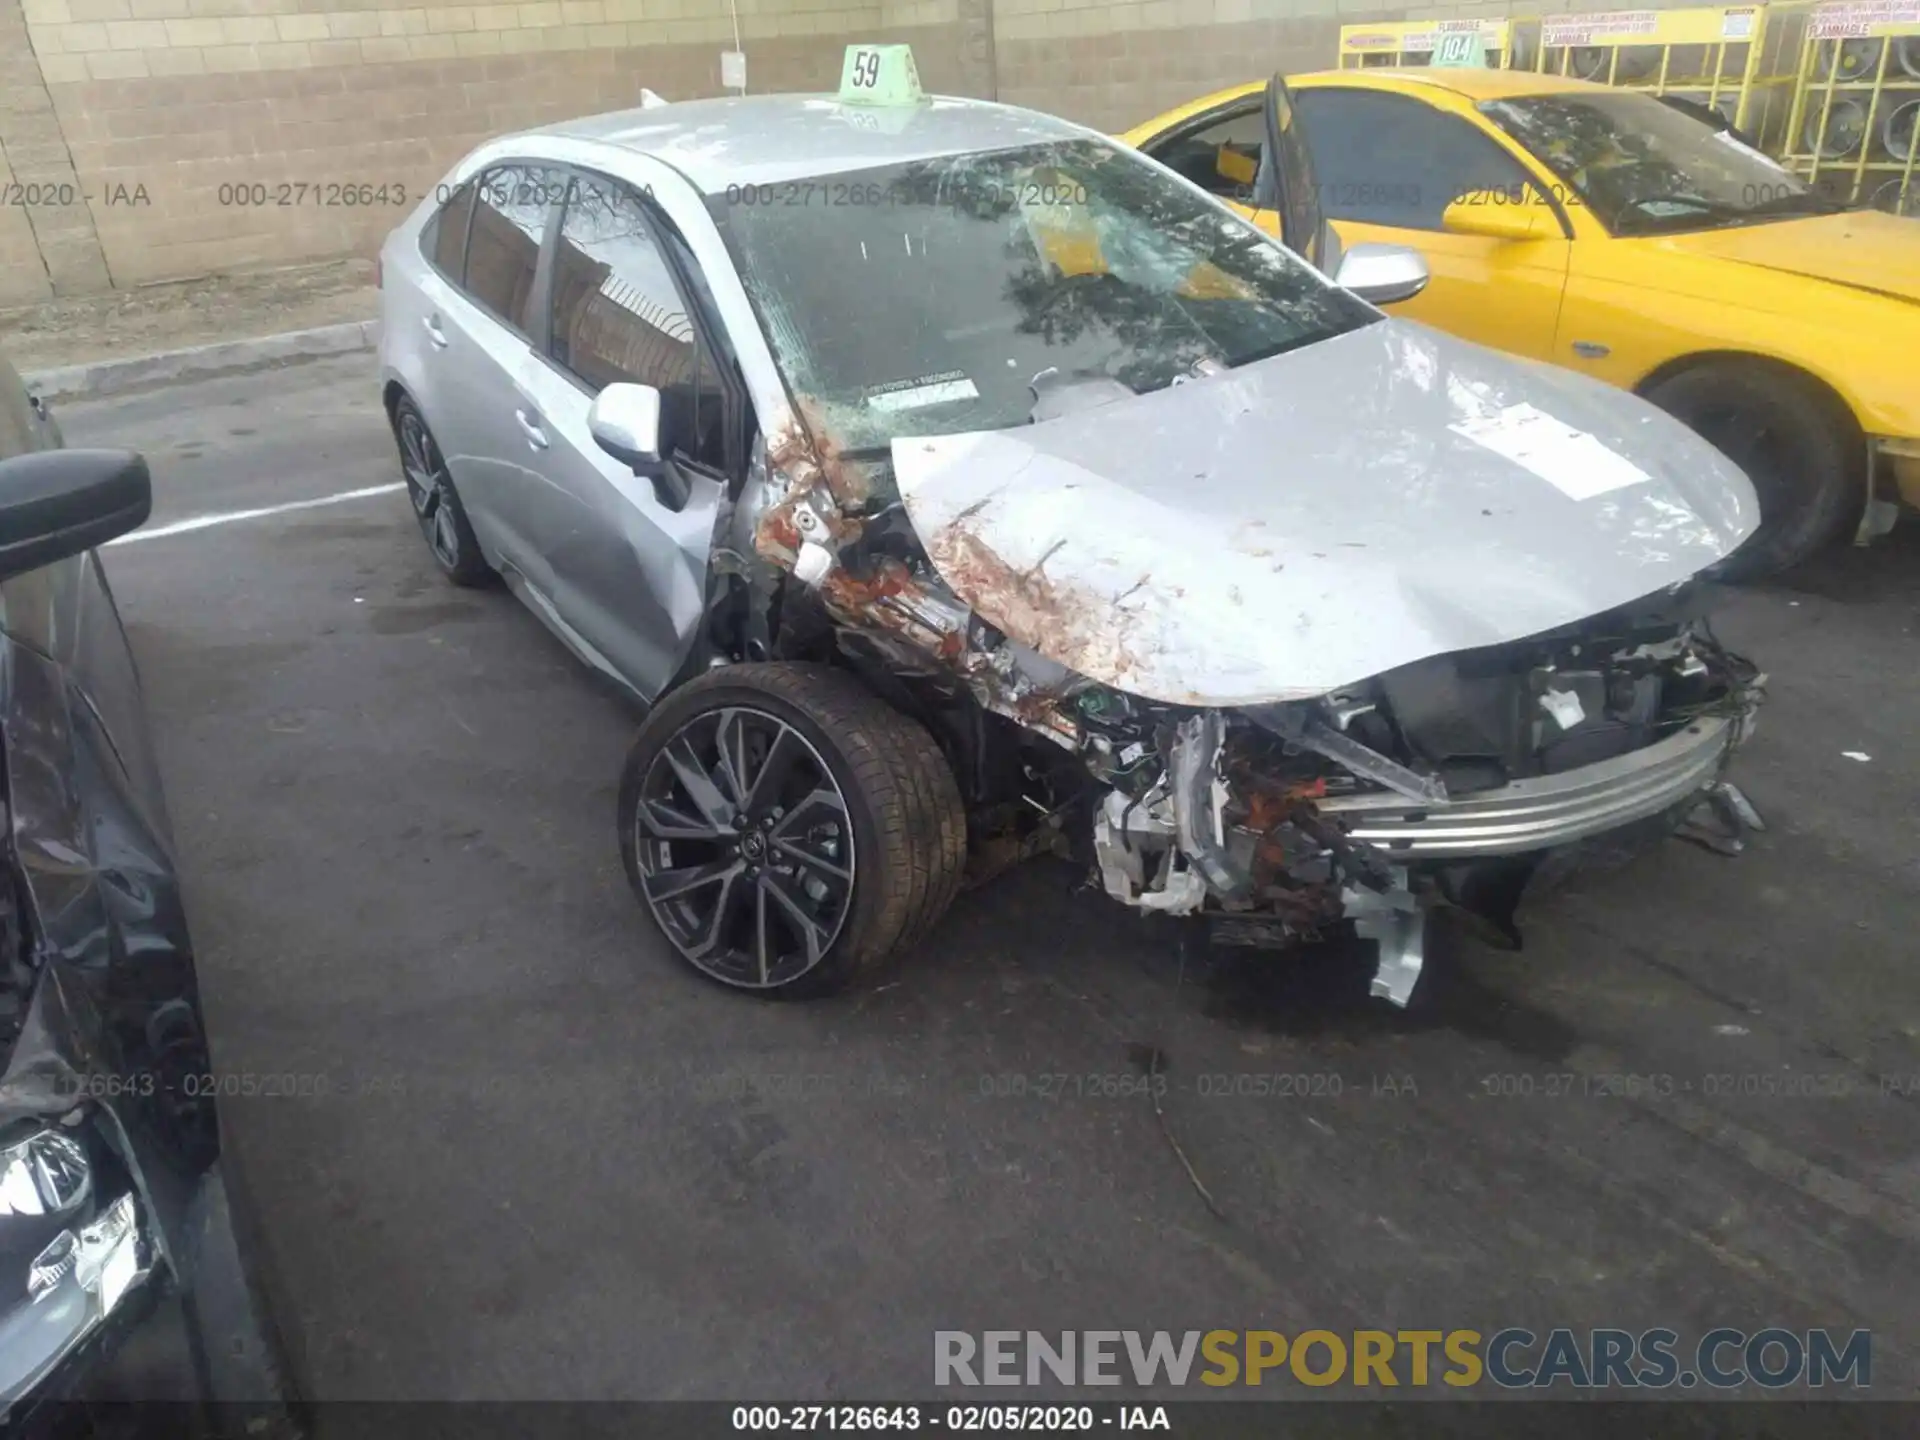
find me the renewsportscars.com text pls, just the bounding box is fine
[934,1328,1870,1390]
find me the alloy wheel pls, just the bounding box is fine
[397,410,463,572]
[632,705,856,988]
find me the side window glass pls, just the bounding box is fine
[422,178,476,280]
[551,174,727,471]
[659,225,731,469]
[463,164,563,333]
[1146,105,1265,201]
[1293,90,1536,231]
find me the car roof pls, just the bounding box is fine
[532,94,1096,192]
[1297,65,1612,100]
[1167,66,1610,114]
[1294,65,1610,100]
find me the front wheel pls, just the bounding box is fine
[618,663,967,995]
[1643,362,1862,581]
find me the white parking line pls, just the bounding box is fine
[109,482,407,546]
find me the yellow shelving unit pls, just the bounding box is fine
[1781,2,1920,214]
[1533,5,1810,152]
[1336,19,1532,71]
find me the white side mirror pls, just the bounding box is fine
[1335,243,1431,307]
[588,383,663,474]
[590,382,692,511]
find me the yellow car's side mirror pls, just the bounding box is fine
[1442,189,1556,242]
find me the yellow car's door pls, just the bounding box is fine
[1286,85,1572,362]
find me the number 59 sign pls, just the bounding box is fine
[838,43,927,106]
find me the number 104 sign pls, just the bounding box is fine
[1432,30,1489,66]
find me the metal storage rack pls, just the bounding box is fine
[1532,5,1810,153]
[1781,2,1920,214]
[1336,19,1532,71]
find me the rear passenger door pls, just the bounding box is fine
[512,168,740,701]
[1290,86,1571,360]
[416,162,569,588]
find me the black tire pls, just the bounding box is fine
[391,393,491,587]
[618,662,967,995]
[1642,362,1862,581]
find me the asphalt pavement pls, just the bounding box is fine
[62,354,1920,1406]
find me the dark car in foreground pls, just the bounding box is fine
[0,355,298,1437]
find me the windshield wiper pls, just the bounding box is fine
[1617,189,1843,234]
[1614,195,1751,234]
[1740,191,1845,218]
[1230,315,1378,369]
[1618,194,1742,221]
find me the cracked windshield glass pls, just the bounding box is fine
[1483,90,1839,236]
[709,138,1376,453]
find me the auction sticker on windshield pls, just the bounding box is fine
[1449,403,1651,502]
[867,371,980,413]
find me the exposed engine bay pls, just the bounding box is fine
[700,406,1764,1007]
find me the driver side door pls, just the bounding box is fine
[1135,96,1271,228]
[1288,85,1572,361]
[1132,81,1337,271]
[511,169,745,702]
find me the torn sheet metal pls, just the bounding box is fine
[1168,712,1246,899]
[891,320,1758,708]
[758,402,1086,748]
[1345,873,1427,1008]
[1093,787,1209,915]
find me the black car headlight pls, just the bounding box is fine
[0,1122,153,1410]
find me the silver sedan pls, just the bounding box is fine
[377,76,1765,1006]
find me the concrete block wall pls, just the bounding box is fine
[991,0,1735,132]
[1,0,1745,304]
[3,0,979,300]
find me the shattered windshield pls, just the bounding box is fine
[707,138,1377,451]
[1482,91,1839,237]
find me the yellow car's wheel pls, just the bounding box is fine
[1644,363,1863,581]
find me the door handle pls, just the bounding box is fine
[422,315,449,349]
[515,408,549,450]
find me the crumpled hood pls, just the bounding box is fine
[1650,211,1920,303]
[890,319,1757,706]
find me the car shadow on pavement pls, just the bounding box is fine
[905,856,1582,1066]
[1760,516,1920,605]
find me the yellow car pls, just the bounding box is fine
[1122,68,1920,577]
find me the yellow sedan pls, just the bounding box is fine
[1122,68,1920,577]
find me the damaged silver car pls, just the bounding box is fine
[377,60,1765,1004]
